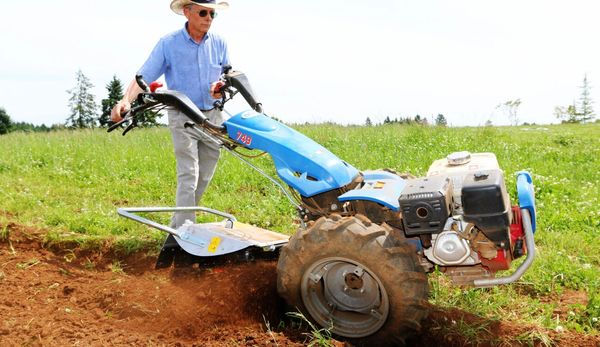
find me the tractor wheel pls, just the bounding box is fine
[277,215,429,346]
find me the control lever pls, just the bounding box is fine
[122,118,138,136]
[136,74,150,92]
[150,81,163,92]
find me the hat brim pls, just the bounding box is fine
[170,0,229,15]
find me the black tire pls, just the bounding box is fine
[277,215,429,346]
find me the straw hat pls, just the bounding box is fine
[170,0,229,15]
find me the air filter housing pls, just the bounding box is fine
[461,170,511,246]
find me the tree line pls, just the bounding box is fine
[367,75,596,127]
[0,72,597,135]
[0,70,160,135]
[365,114,448,127]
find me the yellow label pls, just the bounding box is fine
[374,181,385,189]
[208,237,221,253]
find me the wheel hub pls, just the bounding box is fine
[301,257,389,338]
[322,263,380,314]
[345,272,363,289]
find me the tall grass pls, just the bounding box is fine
[1,122,599,334]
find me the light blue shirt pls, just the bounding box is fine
[138,23,230,110]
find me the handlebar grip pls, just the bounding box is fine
[213,82,225,94]
[107,110,131,132]
[135,75,150,92]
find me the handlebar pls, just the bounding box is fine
[108,69,262,136]
[220,70,263,113]
[107,110,131,132]
[106,103,154,134]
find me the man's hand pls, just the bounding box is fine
[210,81,226,99]
[111,100,131,122]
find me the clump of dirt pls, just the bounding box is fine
[1,222,599,346]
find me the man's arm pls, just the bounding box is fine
[111,36,167,122]
[110,79,144,122]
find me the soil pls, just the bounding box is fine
[1,222,599,347]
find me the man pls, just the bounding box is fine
[111,0,231,267]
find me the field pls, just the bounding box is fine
[1,122,599,346]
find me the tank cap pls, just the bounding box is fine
[447,151,471,166]
[473,171,489,181]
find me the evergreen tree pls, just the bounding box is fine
[0,107,11,135]
[578,74,595,123]
[100,75,124,127]
[365,117,372,126]
[66,69,98,128]
[435,114,447,126]
[383,116,391,124]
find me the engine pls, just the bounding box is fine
[399,152,522,283]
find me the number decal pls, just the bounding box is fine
[235,131,253,146]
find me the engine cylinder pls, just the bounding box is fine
[430,231,470,265]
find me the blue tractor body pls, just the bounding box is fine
[225,110,361,197]
[225,110,407,211]
[338,171,407,211]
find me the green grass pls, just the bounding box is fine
[1,122,599,337]
[286,311,335,347]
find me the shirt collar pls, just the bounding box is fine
[182,22,210,45]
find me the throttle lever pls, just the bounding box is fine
[122,119,138,136]
[135,74,150,92]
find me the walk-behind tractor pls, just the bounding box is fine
[109,68,537,346]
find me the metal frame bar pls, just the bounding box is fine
[117,206,237,238]
[186,124,304,211]
[224,148,303,211]
[473,209,536,287]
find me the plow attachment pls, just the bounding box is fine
[117,207,289,267]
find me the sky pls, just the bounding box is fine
[1,0,599,127]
